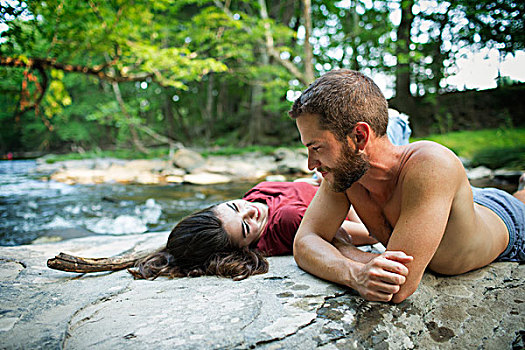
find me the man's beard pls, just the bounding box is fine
[321,142,370,193]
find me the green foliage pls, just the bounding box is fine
[1,0,524,155]
[44,147,172,163]
[413,128,525,159]
[471,146,525,170]
[458,0,524,53]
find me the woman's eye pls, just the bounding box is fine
[312,146,320,151]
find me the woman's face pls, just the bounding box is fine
[215,200,269,248]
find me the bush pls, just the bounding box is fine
[471,146,525,170]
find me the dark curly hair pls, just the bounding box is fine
[128,205,269,281]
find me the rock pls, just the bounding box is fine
[164,175,184,184]
[195,156,273,181]
[160,168,186,177]
[171,149,205,172]
[265,175,287,182]
[124,159,169,173]
[1,234,523,349]
[466,166,492,180]
[133,172,162,185]
[493,169,522,183]
[458,156,472,168]
[273,147,296,161]
[183,173,232,185]
[161,168,185,184]
[50,168,107,185]
[273,149,309,175]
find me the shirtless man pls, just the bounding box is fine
[289,69,525,303]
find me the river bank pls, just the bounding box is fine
[35,147,310,185]
[34,147,522,190]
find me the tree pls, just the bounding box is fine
[0,0,228,151]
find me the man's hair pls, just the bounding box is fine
[129,205,269,281]
[289,69,389,141]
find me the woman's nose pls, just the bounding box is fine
[243,205,256,219]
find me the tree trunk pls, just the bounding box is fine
[302,0,314,83]
[256,0,309,85]
[204,73,214,144]
[348,0,360,71]
[104,54,149,154]
[163,92,176,141]
[110,80,149,154]
[248,82,265,144]
[395,0,414,102]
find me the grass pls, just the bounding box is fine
[413,128,525,169]
[43,148,171,163]
[43,145,288,163]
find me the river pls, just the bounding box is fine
[0,160,256,246]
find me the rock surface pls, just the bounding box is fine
[1,233,524,349]
[37,149,311,186]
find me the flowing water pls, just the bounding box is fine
[0,160,256,246]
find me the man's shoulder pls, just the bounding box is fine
[407,140,455,158]
[403,141,462,170]
[401,141,465,189]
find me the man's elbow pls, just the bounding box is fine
[292,235,305,262]
[391,284,418,304]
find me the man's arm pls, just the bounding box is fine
[387,147,462,303]
[293,181,412,302]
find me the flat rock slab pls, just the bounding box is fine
[0,233,523,349]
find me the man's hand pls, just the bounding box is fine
[352,251,413,302]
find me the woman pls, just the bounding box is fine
[128,181,376,281]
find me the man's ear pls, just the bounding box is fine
[350,122,370,151]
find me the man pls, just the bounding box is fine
[289,69,525,303]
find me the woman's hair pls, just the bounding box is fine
[128,205,269,281]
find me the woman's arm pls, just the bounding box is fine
[331,226,377,264]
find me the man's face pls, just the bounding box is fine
[296,113,369,192]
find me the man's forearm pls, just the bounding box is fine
[293,233,365,290]
[294,232,413,302]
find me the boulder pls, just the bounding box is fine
[125,159,169,172]
[183,173,232,185]
[171,149,205,172]
[1,234,523,349]
[466,166,492,180]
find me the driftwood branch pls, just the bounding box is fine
[47,251,152,273]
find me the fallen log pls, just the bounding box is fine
[47,251,151,273]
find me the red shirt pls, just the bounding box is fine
[243,181,318,255]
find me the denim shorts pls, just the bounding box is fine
[472,186,525,262]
